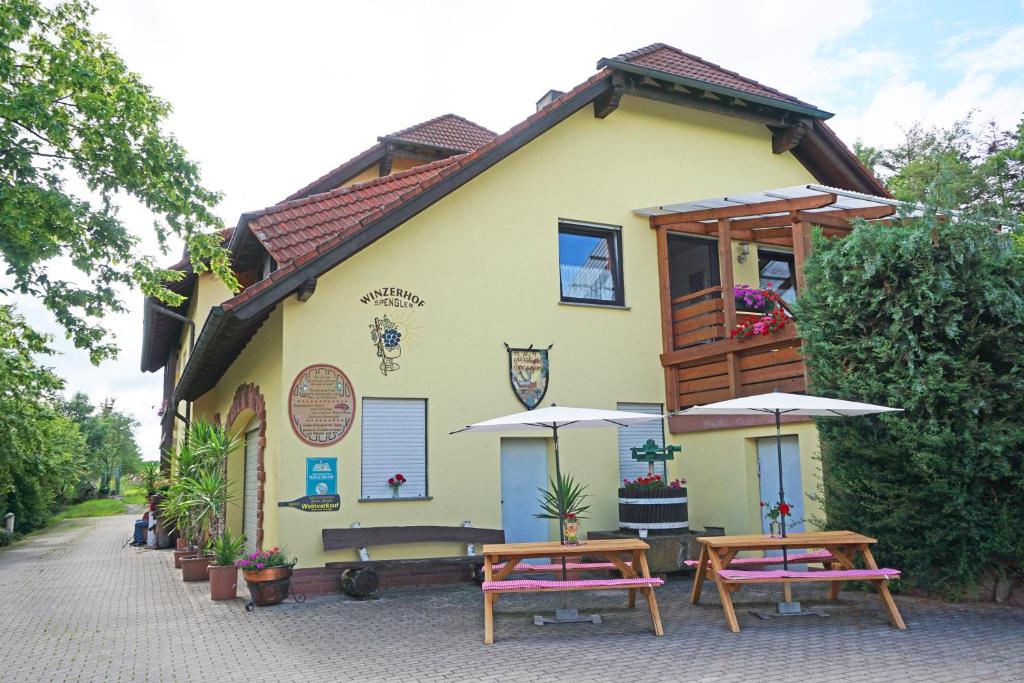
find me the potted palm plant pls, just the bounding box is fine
[535,473,591,545]
[172,421,241,582]
[207,529,246,600]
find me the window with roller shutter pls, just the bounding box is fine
[360,398,427,499]
[617,402,666,482]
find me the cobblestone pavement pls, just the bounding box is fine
[1,516,1022,682]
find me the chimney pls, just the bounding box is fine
[535,90,565,111]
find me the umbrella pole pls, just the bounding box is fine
[552,425,568,583]
[775,410,790,571]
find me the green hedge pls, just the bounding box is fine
[798,211,1024,595]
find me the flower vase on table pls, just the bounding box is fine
[562,513,580,546]
[761,500,791,539]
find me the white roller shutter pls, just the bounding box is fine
[617,402,666,481]
[243,422,259,553]
[361,398,427,499]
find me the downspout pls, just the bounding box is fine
[149,300,196,442]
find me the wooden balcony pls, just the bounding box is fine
[646,184,900,421]
[661,285,805,411]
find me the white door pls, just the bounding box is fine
[500,438,549,545]
[617,402,666,481]
[757,435,805,534]
[243,422,259,554]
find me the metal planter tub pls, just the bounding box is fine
[242,566,294,606]
[618,487,688,535]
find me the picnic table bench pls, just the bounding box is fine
[481,538,664,644]
[693,530,906,633]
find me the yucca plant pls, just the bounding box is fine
[535,473,591,520]
[140,462,160,497]
[181,469,234,542]
[207,528,246,567]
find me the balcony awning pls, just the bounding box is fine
[634,183,912,222]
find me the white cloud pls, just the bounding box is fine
[832,22,1024,146]
[942,25,1024,76]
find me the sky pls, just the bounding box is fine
[12,0,1024,456]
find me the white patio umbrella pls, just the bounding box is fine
[451,404,666,625]
[451,405,666,545]
[677,392,902,566]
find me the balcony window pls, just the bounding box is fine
[758,250,797,304]
[558,221,624,306]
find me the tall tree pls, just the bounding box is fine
[798,199,1024,595]
[854,113,1024,219]
[0,0,237,362]
[0,305,85,534]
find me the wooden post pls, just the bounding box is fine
[656,226,678,411]
[791,216,810,296]
[717,219,742,399]
[718,219,737,332]
[791,215,812,393]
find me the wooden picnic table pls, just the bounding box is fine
[481,538,664,644]
[692,530,907,633]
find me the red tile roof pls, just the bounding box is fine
[220,70,613,314]
[379,114,497,152]
[612,43,818,109]
[248,155,464,264]
[282,115,495,203]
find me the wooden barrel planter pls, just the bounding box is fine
[618,487,688,535]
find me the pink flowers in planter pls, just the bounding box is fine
[235,546,294,570]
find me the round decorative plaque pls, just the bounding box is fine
[288,364,356,446]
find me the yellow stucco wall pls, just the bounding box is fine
[342,155,439,189]
[190,307,285,548]
[667,421,823,536]
[223,94,823,568]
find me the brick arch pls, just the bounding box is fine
[226,383,266,551]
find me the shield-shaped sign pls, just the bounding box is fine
[506,345,550,410]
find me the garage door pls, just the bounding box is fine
[243,421,259,554]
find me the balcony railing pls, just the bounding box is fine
[671,286,726,349]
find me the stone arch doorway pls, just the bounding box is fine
[226,384,266,552]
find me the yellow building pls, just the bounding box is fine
[141,44,888,590]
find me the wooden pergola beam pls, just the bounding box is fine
[651,193,836,226]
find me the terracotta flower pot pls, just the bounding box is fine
[243,566,294,606]
[173,549,198,569]
[175,536,187,551]
[208,564,239,600]
[181,555,212,581]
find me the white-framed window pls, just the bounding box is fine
[360,398,427,499]
[617,402,666,482]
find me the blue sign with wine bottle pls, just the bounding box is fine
[278,458,340,512]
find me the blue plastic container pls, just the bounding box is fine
[133,519,147,545]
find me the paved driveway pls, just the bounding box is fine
[1,516,1022,682]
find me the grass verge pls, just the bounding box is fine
[56,498,128,519]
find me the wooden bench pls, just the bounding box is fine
[322,524,505,595]
[684,549,834,568]
[717,567,901,582]
[492,560,633,573]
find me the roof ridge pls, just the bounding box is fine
[253,155,465,226]
[613,42,813,107]
[380,113,498,142]
[281,142,387,203]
